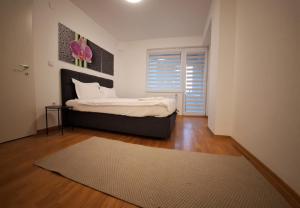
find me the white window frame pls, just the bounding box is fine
[146,47,208,116]
[146,49,184,93]
[183,48,208,116]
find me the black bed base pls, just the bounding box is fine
[66,111,177,139]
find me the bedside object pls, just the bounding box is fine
[45,105,73,135]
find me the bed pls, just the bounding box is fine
[61,69,177,138]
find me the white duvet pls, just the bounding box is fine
[66,97,176,117]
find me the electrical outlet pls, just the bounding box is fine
[48,61,54,67]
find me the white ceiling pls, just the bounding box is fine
[71,0,211,41]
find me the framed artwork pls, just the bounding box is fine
[58,23,114,75]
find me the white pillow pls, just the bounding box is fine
[99,87,117,98]
[72,78,102,99]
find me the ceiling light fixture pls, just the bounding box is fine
[126,0,142,4]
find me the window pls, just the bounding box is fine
[146,48,208,116]
[146,51,182,92]
[184,50,208,115]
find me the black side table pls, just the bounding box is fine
[45,105,73,135]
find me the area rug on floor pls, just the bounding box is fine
[35,137,290,208]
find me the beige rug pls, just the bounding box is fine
[35,137,290,208]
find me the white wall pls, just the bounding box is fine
[205,0,300,194]
[33,0,119,129]
[232,0,300,194]
[203,0,236,135]
[116,36,203,114]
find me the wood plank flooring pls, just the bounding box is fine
[0,116,253,207]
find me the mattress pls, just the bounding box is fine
[66,97,176,117]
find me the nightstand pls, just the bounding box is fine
[45,105,73,135]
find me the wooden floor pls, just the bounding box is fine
[0,116,246,207]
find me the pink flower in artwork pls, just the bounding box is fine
[70,37,93,63]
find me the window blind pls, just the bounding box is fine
[147,52,182,92]
[184,50,207,115]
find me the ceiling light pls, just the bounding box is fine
[126,0,142,4]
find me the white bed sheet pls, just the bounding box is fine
[66,97,176,117]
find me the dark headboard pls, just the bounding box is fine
[61,69,113,105]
